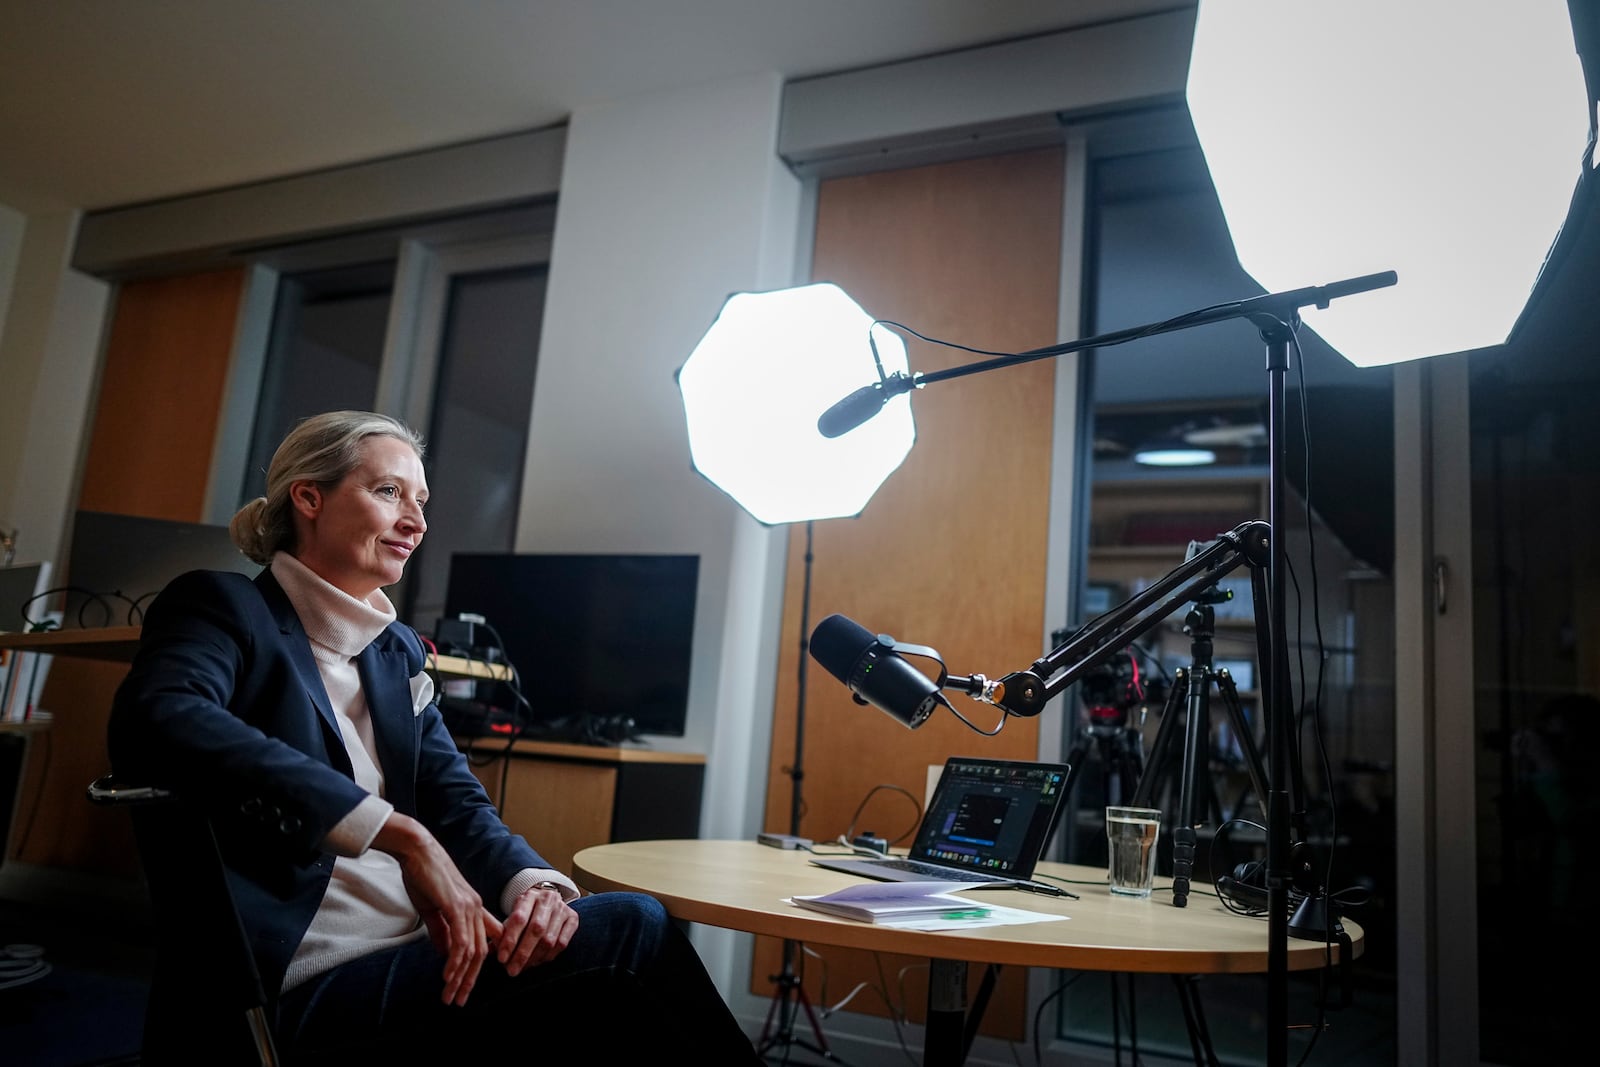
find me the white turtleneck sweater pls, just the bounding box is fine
[270,552,576,993]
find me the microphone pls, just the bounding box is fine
[816,372,917,438]
[808,614,940,729]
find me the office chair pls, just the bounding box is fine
[87,774,281,1067]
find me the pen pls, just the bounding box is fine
[939,908,991,920]
[1014,881,1077,899]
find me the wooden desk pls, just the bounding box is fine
[0,625,511,679]
[457,738,705,876]
[0,626,511,873]
[573,839,1364,1066]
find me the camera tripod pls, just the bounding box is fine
[1127,583,1271,908]
[756,946,840,1063]
[1053,645,1156,824]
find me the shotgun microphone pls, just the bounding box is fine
[815,372,917,438]
[808,613,940,729]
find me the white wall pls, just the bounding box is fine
[519,71,804,1011]
[0,209,108,574]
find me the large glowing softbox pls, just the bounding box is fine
[1187,0,1590,366]
[676,282,914,525]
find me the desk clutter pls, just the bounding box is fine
[1,561,56,722]
[787,879,1066,931]
[0,943,51,992]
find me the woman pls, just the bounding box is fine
[109,410,759,1063]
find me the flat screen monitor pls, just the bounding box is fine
[442,553,699,738]
[61,510,260,628]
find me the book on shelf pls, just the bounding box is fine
[788,881,993,924]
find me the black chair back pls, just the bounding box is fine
[88,775,280,1066]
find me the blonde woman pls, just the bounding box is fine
[110,410,757,1063]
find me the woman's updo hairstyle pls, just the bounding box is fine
[229,410,426,565]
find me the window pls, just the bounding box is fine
[1058,144,1398,1064]
[227,206,554,633]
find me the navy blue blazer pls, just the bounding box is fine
[108,568,547,997]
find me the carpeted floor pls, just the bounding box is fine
[0,865,151,1066]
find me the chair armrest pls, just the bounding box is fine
[87,774,174,806]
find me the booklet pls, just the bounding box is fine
[788,880,994,924]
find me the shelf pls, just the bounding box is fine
[0,625,142,662]
[429,654,511,681]
[0,626,510,683]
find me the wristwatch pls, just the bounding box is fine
[534,880,564,895]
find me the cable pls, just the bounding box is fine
[23,586,123,630]
[839,782,923,847]
[443,617,533,811]
[9,727,53,859]
[942,690,1008,735]
[1032,971,1089,1067]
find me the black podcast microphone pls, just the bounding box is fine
[808,613,940,728]
[815,372,917,438]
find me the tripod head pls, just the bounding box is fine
[1182,582,1233,665]
[1051,626,1171,738]
[1078,649,1142,730]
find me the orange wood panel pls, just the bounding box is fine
[77,266,246,520]
[12,659,141,874]
[755,147,1067,1038]
[16,267,245,875]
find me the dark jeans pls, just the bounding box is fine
[275,891,759,1063]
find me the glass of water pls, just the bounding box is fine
[1105,805,1162,897]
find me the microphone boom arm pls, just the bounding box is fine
[988,520,1271,718]
[884,272,1397,399]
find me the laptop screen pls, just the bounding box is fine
[0,562,50,631]
[909,757,1071,878]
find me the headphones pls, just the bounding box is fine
[576,713,638,746]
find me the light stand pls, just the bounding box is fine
[820,272,1394,1067]
[677,285,911,1063]
[756,520,842,1063]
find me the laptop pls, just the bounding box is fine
[810,756,1072,890]
[0,562,51,632]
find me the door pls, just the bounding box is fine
[1413,308,1600,1066]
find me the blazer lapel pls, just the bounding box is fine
[358,638,418,815]
[255,570,349,773]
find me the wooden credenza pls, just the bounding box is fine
[453,736,705,878]
[0,627,704,879]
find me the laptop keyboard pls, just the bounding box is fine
[879,858,1013,882]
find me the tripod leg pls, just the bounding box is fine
[793,982,838,1059]
[1172,973,1222,1067]
[1130,669,1188,810]
[1118,724,1145,807]
[1059,729,1095,810]
[1171,666,1211,908]
[757,944,846,1062]
[961,965,1001,1061]
[1215,669,1270,822]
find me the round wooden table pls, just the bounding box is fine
[574,839,1362,1064]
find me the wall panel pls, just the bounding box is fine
[755,146,1065,1039]
[14,267,244,874]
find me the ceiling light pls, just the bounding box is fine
[1134,441,1217,467]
